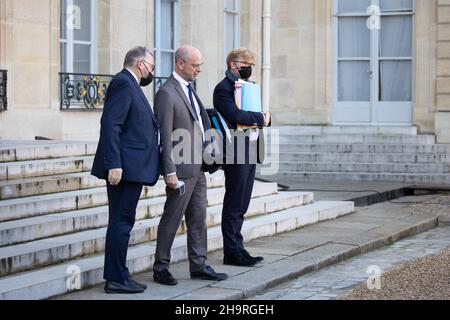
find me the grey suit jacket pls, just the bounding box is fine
[154,75,212,179]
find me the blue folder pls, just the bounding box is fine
[241,82,262,113]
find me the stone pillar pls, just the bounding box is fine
[270,0,332,125]
[241,0,263,84]
[435,0,450,143]
[0,0,62,140]
[414,0,437,134]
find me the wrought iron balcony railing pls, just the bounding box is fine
[60,73,113,110]
[0,70,7,112]
[60,72,196,111]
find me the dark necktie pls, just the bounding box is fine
[187,83,199,121]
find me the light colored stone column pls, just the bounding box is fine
[414,0,437,134]
[262,0,271,112]
[435,0,450,143]
[0,0,62,140]
[313,0,333,124]
[240,0,263,85]
[270,0,332,125]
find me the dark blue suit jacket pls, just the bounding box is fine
[213,77,265,130]
[91,69,161,186]
[213,76,266,165]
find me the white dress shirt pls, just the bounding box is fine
[172,71,205,140]
[125,68,140,84]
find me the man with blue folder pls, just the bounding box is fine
[240,81,262,113]
[213,48,271,267]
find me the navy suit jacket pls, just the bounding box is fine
[91,69,161,186]
[213,76,266,164]
[213,77,265,130]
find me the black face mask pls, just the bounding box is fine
[139,73,153,87]
[139,62,154,87]
[238,66,252,80]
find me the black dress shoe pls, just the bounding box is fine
[191,266,228,281]
[128,277,147,290]
[104,280,145,294]
[242,249,264,263]
[153,269,178,286]
[224,251,257,267]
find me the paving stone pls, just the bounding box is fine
[173,287,244,301]
[275,291,318,300]
[252,226,450,301]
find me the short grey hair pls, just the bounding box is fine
[175,46,191,63]
[123,46,152,68]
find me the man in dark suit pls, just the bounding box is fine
[91,47,160,294]
[153,45,228,285]
[213,48,271,267]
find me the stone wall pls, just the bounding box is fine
[0,0,62,140]
[0,0,154,140]
[270,0,332,126]
[0,0,447,141]
[435,0,450,142]
[412,0,437,134]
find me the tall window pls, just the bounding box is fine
[154,0,180,78]
[224,0,240,56]
[60,0,97,73]
[334,0,414,124]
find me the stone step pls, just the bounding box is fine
[0,173,225,223]
[0,156,94,181]
[269,162,450,174]
[0,142,97,163]
[258,171,450,185]
[266,144,450,154]
[0,172,104,200]
[275,134,436,145]
[0,182,278,247]
[271,126,419,136]
[0,192,313,277]
[277,152,450,164]
[0,200,354,300]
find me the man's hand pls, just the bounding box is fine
[165,174,179,190]
[263,112,271,127]
[108,169,123,186]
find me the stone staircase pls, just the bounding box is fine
[0,141,354,300]
[260,126,450,185]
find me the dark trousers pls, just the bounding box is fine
[103,181,143,283]
[221,163,256,256]
[153,173,208,274]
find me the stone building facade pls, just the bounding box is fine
[0,0,449,141]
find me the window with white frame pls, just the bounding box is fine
[224,0,240,56]
[154,0,180,78]
[60,0,97,74]
[334,0,414,124]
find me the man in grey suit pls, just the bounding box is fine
[153,45,228,285]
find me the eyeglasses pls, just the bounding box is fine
[141,60,155,73]
[180,59,203,70]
